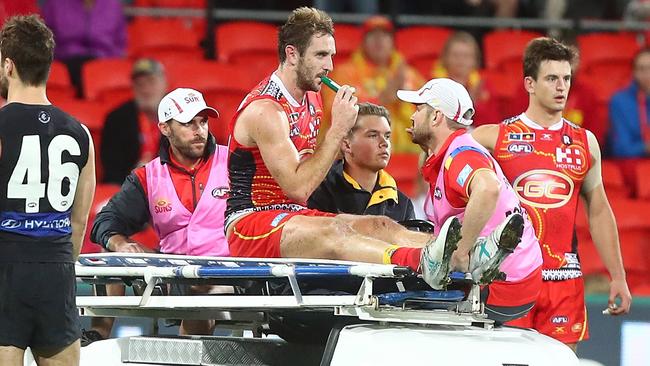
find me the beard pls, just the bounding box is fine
[296,58,319,92]
[0,73,8,100]
[167,131,206,160]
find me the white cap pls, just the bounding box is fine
[397,78,475,126]
[157,88,219,123]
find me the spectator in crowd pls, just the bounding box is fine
[431,31,501,126]
[324,15,424,153]
[308,102,415,221]
[101,58,168,184]
[606,48,650,158]
[42,0,126,97]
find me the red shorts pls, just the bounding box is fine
[507,277,589,344]
[228,209,335,258]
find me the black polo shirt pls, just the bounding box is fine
[308,160,415,222]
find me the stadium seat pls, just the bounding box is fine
[395,26,453,67]
[578,32,639,77]
[47,60,76,103]
[81,59,133,108]
[635,159,650,199]
[601,160,630,199]
[166,61,257,94]
[385,153,420,197]
[224,52,278,84]
[333,23,363,63]
[203,91,243,145]
[55,99,109,133]
[215,21,278,63]
[483,30,543,72]
[128,17,203,60]
[81,184,121,254]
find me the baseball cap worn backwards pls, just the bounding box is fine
[157,88,219,123]
[397,78,475,126]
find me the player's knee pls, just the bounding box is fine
[318,219,354,258]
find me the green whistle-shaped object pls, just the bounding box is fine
[320,75,341,92]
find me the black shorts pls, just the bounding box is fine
[0,262,81,349]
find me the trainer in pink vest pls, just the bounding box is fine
[428,133,542,282]
[145,145,230,256]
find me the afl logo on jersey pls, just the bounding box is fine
[513,170,574,209]
[38,111,50,124]
[507,142,533,154]
[211,187,229,199]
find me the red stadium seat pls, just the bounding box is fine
[128,17,203,60]
[55,99,109,133]
[395,26,452,66]
[334,24,363,63]
[385,153,420,197]
[578,32,639,76]
[47,60,76,103]
[166,61,257,94]
[81,59,133,108]
[601,160,630,199]
[483,30,543,71]
[226,52,278,84]
[81,184,121,254]
[203,92,244,145]
[635,159,650,199]
[215,21,278,63]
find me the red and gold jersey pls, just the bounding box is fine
[226,74,324,220]
[494,114,591,280]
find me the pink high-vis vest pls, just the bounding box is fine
[145,146,229,256]
[428,133,542,282]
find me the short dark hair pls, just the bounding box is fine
[278,7,334,64]
[348,102,391,137]
[523,37,576,80]
[0,15,55,86]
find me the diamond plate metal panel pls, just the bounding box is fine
[125,337,203,364]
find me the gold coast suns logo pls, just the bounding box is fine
[154,198,172,214]
[513,169,574,209]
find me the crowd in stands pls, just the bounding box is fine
[2,0,650,296]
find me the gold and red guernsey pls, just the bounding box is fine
[493,116,590,277]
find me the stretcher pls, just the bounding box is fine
[69,253,579,366]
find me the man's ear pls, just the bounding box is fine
[285,45,299,66]
[524,76,536,94]
[341,137,352,155]
[158,122,170,137]
[3,58,14,78]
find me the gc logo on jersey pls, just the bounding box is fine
[513,169,574,209]
[507,142,533,154]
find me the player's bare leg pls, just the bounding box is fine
[0,346,24,366]
[32,340,80,366]
[336,214,435,248]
